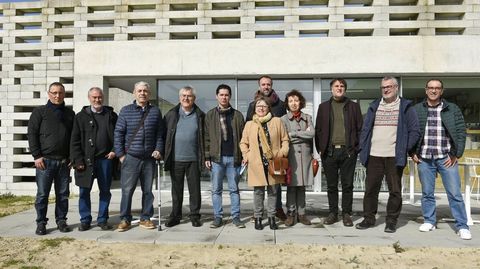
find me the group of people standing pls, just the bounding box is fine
[27,75,472,240]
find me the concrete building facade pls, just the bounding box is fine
[1,0,480,194]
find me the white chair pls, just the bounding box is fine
[465,157,480,202]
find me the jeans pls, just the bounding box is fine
[322,148,357,215]
[254,185,277,218]
[119,154,155,222]
[211,156,241,219]
[362,156,404,225]
[35,158,70,224]
[170,161,201,220]
[418,157,468,230]
[79,158,112,224]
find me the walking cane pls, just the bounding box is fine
[157,160,163,231]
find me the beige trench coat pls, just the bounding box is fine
[240,117,289,187]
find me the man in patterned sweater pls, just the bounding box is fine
[356,76,420,233]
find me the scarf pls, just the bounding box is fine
[255,89,280,106]
[291,111,302,122]
[217,105,232,141]
[253,112,273,159]
[46,100,66,121]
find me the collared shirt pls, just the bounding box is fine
[90,106,103,114]
[420,101,451,159]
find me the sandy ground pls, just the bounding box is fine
[0,236,479,269]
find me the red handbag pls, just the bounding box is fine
[285,166,292,185]
[312,159,319,177]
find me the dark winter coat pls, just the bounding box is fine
[315,97,363,158]
[70,106,117,188]
[163,103,205,172]
[28,104,75,160]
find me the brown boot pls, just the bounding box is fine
[285,213,296,227]
[275,208,287,221]
[298,214,311,225]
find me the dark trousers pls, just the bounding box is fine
[322,148,357,215]
[362,156,404,224]
[35,158,70,224]
[169,161,201,220]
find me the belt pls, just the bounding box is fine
[334,145,345,149]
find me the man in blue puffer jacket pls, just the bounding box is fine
[114,81,165,232]
[356,76,420,233]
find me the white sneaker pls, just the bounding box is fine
[419,223,436,232]
[458,229,472,240]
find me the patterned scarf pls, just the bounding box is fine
[217,105,232,141]
[253,112,273,159]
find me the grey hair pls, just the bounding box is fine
[134,81,151,91]
[179,86,196,97]
[88,87,103,96]
[382,76,399,86]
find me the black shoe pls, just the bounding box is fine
[165,217,181,227]
[210,217,223,228]
[343,214,353,227]
[323,213,338,225]
[384,223,397,233]
[355,219,375,230]
[97,222,113,230]
[191,218,202,227]
[78,223,91,231]
[268,217,278,230]
[35,223,47,236]
[254,218,263,230]
[57,221,71,233]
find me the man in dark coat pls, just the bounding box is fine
[28,82,75,235]
[70,87,118,231]
[245,75,287,221]
[163,86,205,228]
[315,78,363,227]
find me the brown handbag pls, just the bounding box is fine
[268,157,289,176]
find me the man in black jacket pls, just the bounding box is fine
[70,87,118,231]
[28,82,75,235]
[315,78,363,227]
[245,76,287,221]
[163,86,205,227]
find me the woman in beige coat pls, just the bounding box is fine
[240,96,289,230]
[280,90,314,227]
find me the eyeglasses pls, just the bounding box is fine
[380,85,397,90]
[256,105,268,109]
[426,87,442,91]
[181,94,194,99]
[48,91,65,96]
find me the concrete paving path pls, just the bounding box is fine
[1,189,479,248]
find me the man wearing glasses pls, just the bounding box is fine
[28,82,75,235]
[412,79,471,240]
[356,76,419,233]
[163,86,205,228]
